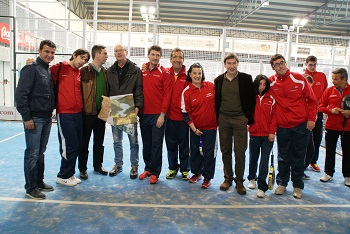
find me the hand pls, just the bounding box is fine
[194,128,203,136]
[135,107,139,115]
[24,119,34,130]
[306,121,315,131]
[268,134,275,142]
[156,115,165,128]
[331,107,342,114]
[141,63,147,72]
[340,109,350,118]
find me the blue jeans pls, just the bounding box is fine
[23,117,52,192]
[248,136,273,192]
[276,122,311,189]
[111,123,139,167]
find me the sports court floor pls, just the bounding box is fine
[0,120,349,233]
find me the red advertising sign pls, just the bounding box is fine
[0,22,10,45]
[17,31,35,50]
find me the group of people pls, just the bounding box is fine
[15,39,350,201]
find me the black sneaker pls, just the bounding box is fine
[80,171,88,180]
[26,188,46,200]
[38,182,54,192]
[130,166,138,179]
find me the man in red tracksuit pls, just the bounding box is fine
[269,54,317,199]
[319,68,350,186]
[138,45,173,184]
[304,55,328,172]
[164,48,190,180]
[51,48,90,187]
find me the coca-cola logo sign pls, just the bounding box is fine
[0,22,10,44]
[1,27,10,41]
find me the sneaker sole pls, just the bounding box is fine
[56,181,77,186]
[320,178,332,182]
[38,188,54,192]
[25,193,46,200]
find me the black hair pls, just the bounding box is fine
[39,40,56,50]
[186,63,205,83]
[253,74,270,95]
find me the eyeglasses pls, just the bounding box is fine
[307,63,317,67]
[272,61,286,68]
[171,56,184,59]
[114,49,126,53]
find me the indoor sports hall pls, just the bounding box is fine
[1,0,350,233]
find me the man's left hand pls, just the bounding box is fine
[306,121,315,131]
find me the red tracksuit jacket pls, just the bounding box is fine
[167,65,188,121]
[140,62,172,115]
[304,69,328,102]
[269,69,317,128]
[181,81,217,130]
[248,92,277,136]
[50,61,83,114]
[319,84,350,131]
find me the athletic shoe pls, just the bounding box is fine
[320,173,333,182]
[201,178,211,189]
[189,174,202,184]
[56,177,77,186]
[139,171,151,180]
[38,182,54,192]
[248,179,256,189]
[181,171,190,180]
[293,188,302,199]
[130,166,138,179]
[26,188,46,200]
[302,173,310,180]
[109,165,122,176]
[256,189,265,198]
[310,164,321,172]
[71,176,81,184]
[150,175,158,184]
[166,168,179,179]
[274,185,286,195]
[344,177,350,187]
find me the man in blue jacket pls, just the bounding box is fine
[15,40,56,199]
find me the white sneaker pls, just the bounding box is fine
[256,189,265,198]
[56,177,78,186]
[71,176,81,184]
[320,173,333,182]
[248,179,256,189]
[344,177,350,187]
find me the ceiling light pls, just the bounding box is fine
[261,0,269,7]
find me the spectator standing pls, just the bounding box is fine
[15,40,56,199]
[78,45,109,180]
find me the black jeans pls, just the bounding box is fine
[324,129,350,177]
[78,113,106,172]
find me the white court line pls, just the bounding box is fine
[0,132,24,143]
[1,197,350,209]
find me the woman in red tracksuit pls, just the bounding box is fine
[181,63,217,189]
[247,74,276,198]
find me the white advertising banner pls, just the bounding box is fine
[0,106,21,121]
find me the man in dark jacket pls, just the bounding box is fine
[214,53,255,195]
[107,43,143,179]
[78,45,109,180]
[15,40,56,199]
